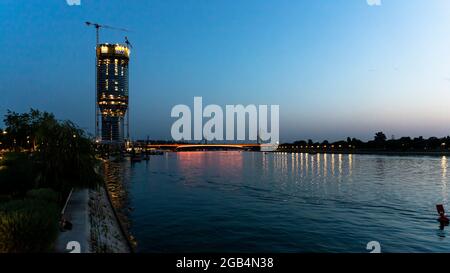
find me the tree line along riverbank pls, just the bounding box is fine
[278,132,450,156]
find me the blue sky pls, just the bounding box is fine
[1,0,450,142]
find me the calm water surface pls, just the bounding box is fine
[109,152,450,253]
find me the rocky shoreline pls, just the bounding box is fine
[89,186,132,253]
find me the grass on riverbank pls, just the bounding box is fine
[0,189,59,253]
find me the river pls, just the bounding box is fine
[104,151,450,253]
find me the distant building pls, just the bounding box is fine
[96,43,130,143]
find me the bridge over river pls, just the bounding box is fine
[143,143,275,151]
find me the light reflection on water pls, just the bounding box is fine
[442,156,448,204]
[115,152,450,253]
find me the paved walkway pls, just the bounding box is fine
[54,189,91,253]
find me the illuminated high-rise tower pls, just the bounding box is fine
[96,43,130,143]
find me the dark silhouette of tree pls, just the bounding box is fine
[3,110,31,151]
[294,140,307,146]
[283,133,450,153]
[0,127,5,149]
[350,138,363,148]
[2,109,102,193]
[374,132,387,143]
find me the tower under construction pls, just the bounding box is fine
[96,43,130,143]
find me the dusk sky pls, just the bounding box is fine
[1,0,450,142]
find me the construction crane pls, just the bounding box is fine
[85,21,131,141]
[85,21,130,44]
[125,36,133,49]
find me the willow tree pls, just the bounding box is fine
[34,120,102,193]
[3,109,102,193]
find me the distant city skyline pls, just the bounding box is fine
[1,0,450,142]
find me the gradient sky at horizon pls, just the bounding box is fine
[1,0,450,142]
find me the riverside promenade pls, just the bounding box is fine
[54,186,132,253]
[55,190,91,253]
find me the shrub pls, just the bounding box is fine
[0,153,36,196]
[0,198,59,253]
[0,195,11,203]
[26,188,60,204]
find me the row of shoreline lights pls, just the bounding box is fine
[279,145,355,149]
[0,131,78,141]
[279,143,449,149]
